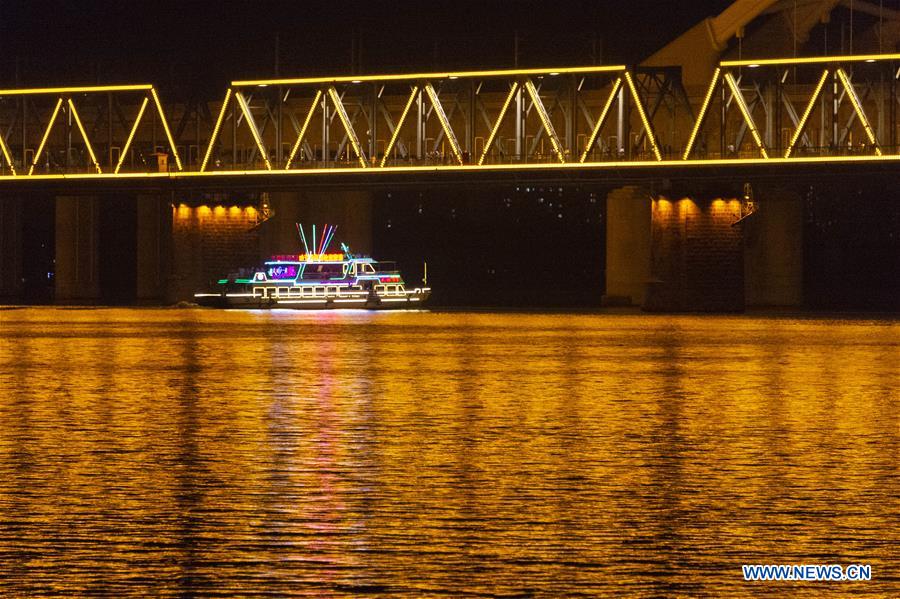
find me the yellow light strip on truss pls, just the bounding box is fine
[623,71,662,161]
[580,77,621,163]
[327,87,367,168]
[524,79,565,163]
[115,97,149,174]
[784,69,829,158]
[11,151,900,183]
[423,83,463,165]
[149,87,183,171]
[200,89,232,172]
[28,98,63,176]
[723,72,769,159]
[682,67,720,160]
[285,89,323,169]
[836,68,882,155]
[0,84,153,96]
[235,91,272,170]
[0,132,16,175]
[233,65,626,87]
[722,53,900,67]
[478,82,519,166]
[67,99,102,174]
[381,85,418,167]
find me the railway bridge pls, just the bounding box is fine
[1,0,898,309]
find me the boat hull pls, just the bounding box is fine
[195,289,430,310]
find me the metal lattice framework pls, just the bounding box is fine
[197,65,676,172]
[0,84,181,177]
[684,54,900,161]
[3,54,900,181]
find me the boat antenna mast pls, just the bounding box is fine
[295,223,339,259]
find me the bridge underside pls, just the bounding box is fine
[1,165,896,311]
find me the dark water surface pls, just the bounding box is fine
[0,308,897,597]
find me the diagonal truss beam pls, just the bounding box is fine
[478,82,518,165]
[285,89,322,169]
[29,98,63,175]
[0,129,15,175]
[149,88,183,170]
[580,77,621,163]
[836,68,881,155]
[381,85,418,167]
[333,102,364,162]
[523,79,565,163]
[723,72,769,159]
[235,90,272,169]
[327,86,367,167]
[784,69,829,158]
[683,67,721,160]
[200,89,232,172]
[67,99,102,173]
[115,97,149,174]
[623,71,662,161]
[423,83,463,164]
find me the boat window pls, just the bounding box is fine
[266,264,298,280]
[362,263,376,274]
[302,263,344,280]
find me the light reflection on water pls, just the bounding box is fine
[0,308,897,596]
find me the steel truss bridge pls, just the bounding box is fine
[3,54,900,187]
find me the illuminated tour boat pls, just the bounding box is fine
[194,224,430,309]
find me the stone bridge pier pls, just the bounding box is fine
[604,185,803,311]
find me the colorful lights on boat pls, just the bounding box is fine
[267,264,299,279]
[269,253,345,262]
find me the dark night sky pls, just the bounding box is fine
[1,1,732,94]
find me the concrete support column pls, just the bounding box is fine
[644,194,744,312]
[55,195,100,303]
[136,194,171,303]
[743,188,803,307]
[169,197,261,303]
[603,186,651,306]
[0,196,23,300]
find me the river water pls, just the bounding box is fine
[0,308,897,596]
